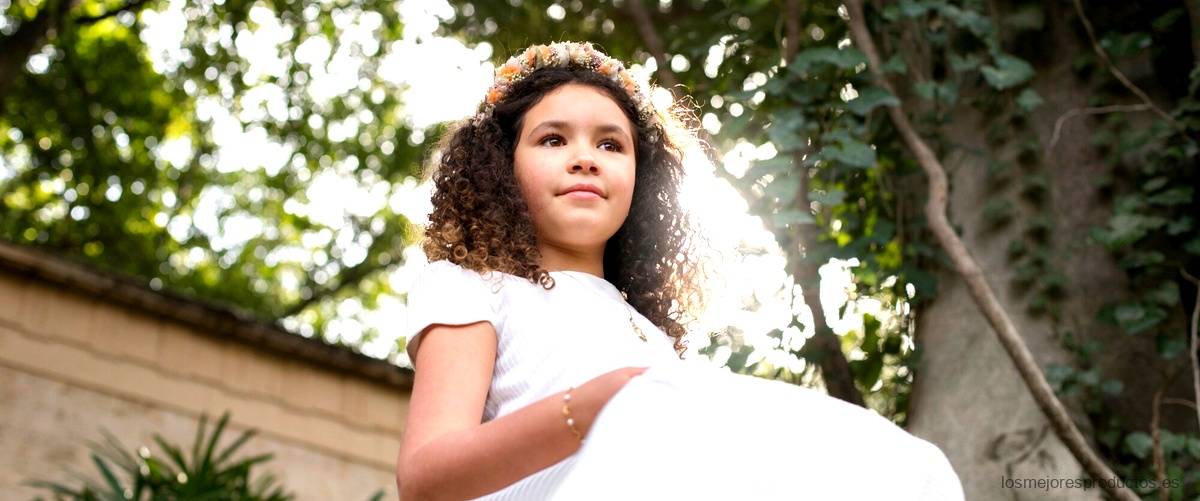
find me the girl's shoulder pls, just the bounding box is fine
[415,259,510,292]
[404,260,512,361]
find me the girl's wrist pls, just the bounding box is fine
[561,386,585,444]
[566,367,644,441]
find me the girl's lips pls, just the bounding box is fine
[561,190,603,200]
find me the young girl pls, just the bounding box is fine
[395,41,964,501]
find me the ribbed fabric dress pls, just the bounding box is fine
[403,260,964,501]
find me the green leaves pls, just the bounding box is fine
[763,172,800,205]
[1015,89,1044,113]
[26,411,300,500]
[771,208,815,227]
[1112,303,1167,335]
[1099,298,1169,337]
[1146,186,1193,206]
[982,198,1014,228]
[1125,432,1154,459]
[881,54,908,75]
[845,87,899,115]
[766,108,809,152]
[936,4,994,38]
[848,314,885,390]
[1099,31,1152,59]
[1005,4,1045,31]
[881,0,934,20]
[914,80,958,105]
[1092,213,1168,249]
[819,130,876,168]
[787,47,867,75]
[809,189,845,207]
[981,54,1035,90]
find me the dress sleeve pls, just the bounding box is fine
[404,260,502,363]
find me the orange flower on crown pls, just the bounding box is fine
[486,87,505,104]
[498,62,522,81]
[596,60,617,77]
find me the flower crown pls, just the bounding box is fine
[471,41,659,129]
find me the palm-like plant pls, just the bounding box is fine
[26,411,294,500]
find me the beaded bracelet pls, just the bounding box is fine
[561,386,584,444]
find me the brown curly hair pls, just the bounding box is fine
[420,62,708,359]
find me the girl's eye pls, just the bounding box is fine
[600,139,623,152]
[538,135,624,152]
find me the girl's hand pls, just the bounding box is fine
[582,366,649,396]
[570,366,650,438]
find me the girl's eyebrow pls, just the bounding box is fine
[528,120,631,141]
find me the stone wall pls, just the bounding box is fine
[0,269,411,500]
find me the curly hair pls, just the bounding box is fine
[420,64,708,359]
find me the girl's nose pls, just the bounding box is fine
[571,151,599,172]
[571,162,599,173]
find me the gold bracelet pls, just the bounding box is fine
[561,386,584,444]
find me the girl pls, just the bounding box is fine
[395,41,964,501]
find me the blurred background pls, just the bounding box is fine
[1,0,1198,499]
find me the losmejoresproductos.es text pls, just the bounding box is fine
[1002,475,1182,491]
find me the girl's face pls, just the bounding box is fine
[513,83,637,256]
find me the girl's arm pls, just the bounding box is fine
[395,320,646,501]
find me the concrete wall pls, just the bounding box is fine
[0,270,410,500]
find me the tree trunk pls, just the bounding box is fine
[904,3,1197,499]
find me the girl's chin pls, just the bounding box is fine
[545,223,616,243]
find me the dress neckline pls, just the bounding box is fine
[549,270,624,301]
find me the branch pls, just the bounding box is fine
[280,238,401,318]
[843,2,1139,499]
[1161,397,1198,412]
[1071,0,1186,135]
[790,151,864,407]
[75,0,150,25]
[783,0,803,62]
[1151,365,1184,501]
[1183,268,1200,435]
[281,263,390,319]
[1047,103,1151,152]
[625,0,681,95]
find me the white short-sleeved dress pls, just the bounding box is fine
[403,260,964,501]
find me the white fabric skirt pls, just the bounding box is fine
[473,360,964,501]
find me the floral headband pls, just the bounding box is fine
[471,41,660,131]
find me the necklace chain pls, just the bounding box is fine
[558,272,648,343]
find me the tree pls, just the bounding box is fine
[1,0,421,353]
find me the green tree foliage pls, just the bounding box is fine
[0,0,420,352]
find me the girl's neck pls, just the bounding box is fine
[538,242,605,278]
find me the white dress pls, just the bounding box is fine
[403,260,964,500]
